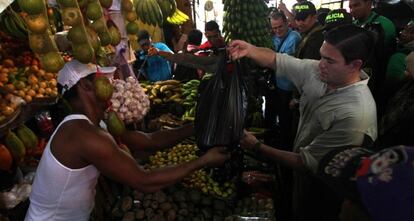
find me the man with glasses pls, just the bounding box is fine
[268,11,301,147]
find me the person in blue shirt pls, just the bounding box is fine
[269,11,301,148]
[134,30,174,82]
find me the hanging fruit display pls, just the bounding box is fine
[135,0,164,26]
[222,0,273,48]
[17,0,65,72]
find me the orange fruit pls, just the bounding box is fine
[0,144,13,171]
[28,75,39,85]
[38,88,45,94]
[39,82,47,89]
[24,95,33,103]
[45,88,52,94]
[16,90,25,98]
[27,89,36,97]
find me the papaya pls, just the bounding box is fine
[62,7,82,26]
[106,111,126,137]
[29,34,49,54]
[67,25,88,44]
[86,2,103,21]
[125,11,137,22]
[126,21,139,35]
[108,25,121,46]
[40,52,65,73]
[86,27,101,52]
[91,20,106,34]
[98,31,112,46]
[5,131,26,162]
[121,0,133,11]
[17,0,45,15]
[94,75,114,101]
[16,124,38,150]
[72,44,94,64]
[25,14,49,34]
[0,144,13,171]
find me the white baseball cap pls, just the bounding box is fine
[57,59,116,95]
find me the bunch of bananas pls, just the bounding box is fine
[156,0,176,18]
[0,8,28,39]
[222,0,273,49]
[141,79,183,105]
[181,79,199,122]
[135,0,164,26]
[146,141,236,198]
[166,8,189,25]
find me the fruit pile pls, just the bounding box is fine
[56,0,121,64]
[111,186,234,221]
[17,0,65,73]
[181,79,200,122]
[110,76,150,124]
[0,55,58,123]
[222,0,273,49]
[141,80,183,105]
[1,124,46,171]
[146,141,236,199]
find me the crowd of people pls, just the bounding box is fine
[23,1,414,220]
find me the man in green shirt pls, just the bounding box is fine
[350,0,396,46]
[349,0,397,116]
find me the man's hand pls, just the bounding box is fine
[228,40,252,60]
[278,1,289,13]
[148,46,159,56]
[240,130,259,150]
[200,146,230,167]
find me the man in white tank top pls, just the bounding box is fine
[25,60,230,221]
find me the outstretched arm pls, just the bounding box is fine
[120,124,194,152]
[82,127,229,193]
[228,40,277,70]
[240,131,306,171]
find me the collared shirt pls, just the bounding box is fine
[276,54,378,172]
[354,11,396,47]
[272,28,301,91]
[136,42,173,82]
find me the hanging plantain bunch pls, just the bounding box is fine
[222,0,273,49]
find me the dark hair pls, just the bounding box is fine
[205,20,220,32]
[58,73,95,101]
[324,24,374,65]
[187,29,202,45]
[317,8,330,26]
[270,11,287,23]
[137,30,150,42]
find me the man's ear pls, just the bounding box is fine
[349,59,363,72]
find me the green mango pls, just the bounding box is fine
[106,111,125,137]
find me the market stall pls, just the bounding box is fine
[0,0,275,220]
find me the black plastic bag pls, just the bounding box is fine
[195,53,248,150]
